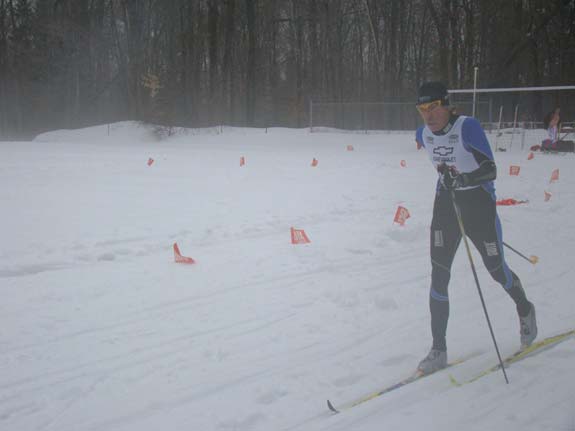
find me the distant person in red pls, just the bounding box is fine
[542,108,561,151]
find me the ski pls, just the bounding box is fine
[327,356,470,414]
[450,329,575,386]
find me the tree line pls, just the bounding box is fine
[1,0,573,138]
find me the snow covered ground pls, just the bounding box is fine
[1,122,574,431]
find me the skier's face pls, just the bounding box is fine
[417,100,451,132]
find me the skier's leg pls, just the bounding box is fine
[428,192,461,352]
[465,190,537,346]
[464,191,531,314]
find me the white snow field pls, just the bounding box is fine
[1,122,574,431]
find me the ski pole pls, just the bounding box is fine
[503,242,539,265]
[450,190,509,384]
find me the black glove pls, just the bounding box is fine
[437,164,469,190]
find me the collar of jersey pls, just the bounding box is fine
[431,114,460,136]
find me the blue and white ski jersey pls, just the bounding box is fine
[416,115,496,198]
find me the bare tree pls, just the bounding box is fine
[0,0,573,137]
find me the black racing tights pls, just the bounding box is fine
[429,187,531,351]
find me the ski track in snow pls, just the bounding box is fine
[1,124,575,431]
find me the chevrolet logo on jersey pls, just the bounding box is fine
[433,146,454,157]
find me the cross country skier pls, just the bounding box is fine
[414,81,538,374]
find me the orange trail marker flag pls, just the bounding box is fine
[496,198,528,206]
[147,157,154,166]
[291,227,311,244]
[240,156,246,167]
[550,169,559,183]
[393,206,410,226]
[544,191,552,202]
[311,158,318,167]
[527,152,534,160]
[173,243,196,264]
[509,165,520,176]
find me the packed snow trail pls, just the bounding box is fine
[1,123,574,431]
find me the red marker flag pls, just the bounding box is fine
[393,206,410,226]
[509,165,520,176]
[496,198,528,206]
[550,169,559,183]
[147,157,154,166]
[291,227,311,244]
[173,243,196,264]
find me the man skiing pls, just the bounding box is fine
[414,81,537,374]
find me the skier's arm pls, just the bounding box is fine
[464,160,496,186]
[438,159,496,189]
[459,118,497,186]
[415,127,424,148]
